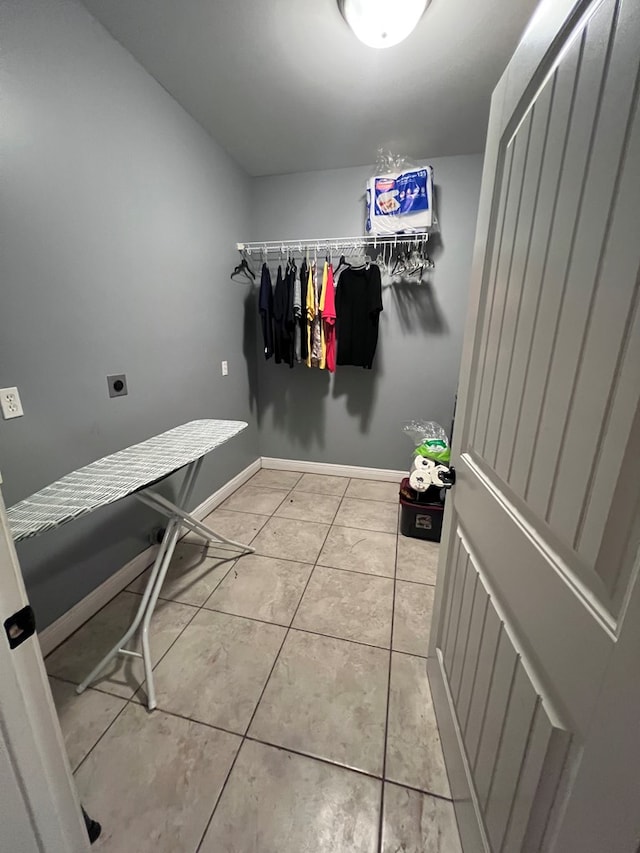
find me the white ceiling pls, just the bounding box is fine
[79,0,539,176]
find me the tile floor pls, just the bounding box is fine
[47,470,461,853]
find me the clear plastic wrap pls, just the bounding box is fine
[375,148,413,173]
[402,420,450,464]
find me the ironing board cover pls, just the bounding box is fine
[7,419,247,542]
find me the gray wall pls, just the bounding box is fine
[0,0,483,630]
[0,0,258,628]
[251,155,483,469]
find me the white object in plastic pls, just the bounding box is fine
[412,456,435,474]
[409,470,429,492]
[366,166,433,235]
[432,465,450,487]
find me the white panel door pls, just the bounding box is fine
[0,477,90,852]
[429,0,640,850]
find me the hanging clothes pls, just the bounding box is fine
[280,258,295,367]
[306,262,323,368]
[284,260,296,368]
[316,262,329,369]
[258,263,274,360]
[273,265,286,364]
[320,262,337,373]
[293,266,302,363]
[335,264,383,368]
[305,263,313,367]
[299,259,309,363]
[273,264,294,367]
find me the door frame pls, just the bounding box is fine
[0,473,90,852]
[427,0,621,850]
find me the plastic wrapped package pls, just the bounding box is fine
[402,419,451,465]
[366,149,436,236]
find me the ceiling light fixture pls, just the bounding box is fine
[338,0,429,49]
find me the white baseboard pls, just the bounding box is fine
[260,456,406,482]
[37,457,261,658]
[37,545,158,658]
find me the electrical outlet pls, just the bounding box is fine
[0,387,24,420]
[107,374,128,398]
[221,361,229,376]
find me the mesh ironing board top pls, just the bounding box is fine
[7,419,248,542]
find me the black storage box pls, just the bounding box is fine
[399,477,445,542]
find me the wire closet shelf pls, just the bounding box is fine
[236,231,431,257]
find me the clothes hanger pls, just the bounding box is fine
[334,254,350,277]
[391,246,407,275]
[348,244,367,269]
[231,256,256,282]
[349,251,371,271]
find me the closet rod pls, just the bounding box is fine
[236,233,430,254]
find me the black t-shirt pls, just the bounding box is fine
[258,263,274,359]
[273,263,295,368]
[336,264,383,368]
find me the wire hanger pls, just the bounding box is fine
[231,254,256,282]
[334,254,350,277]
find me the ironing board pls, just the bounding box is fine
[7,419,254,710]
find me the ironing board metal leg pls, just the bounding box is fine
[139,516,182,709]
[75,520,176,696]
[76,460,202,707]
[136,490,255,554]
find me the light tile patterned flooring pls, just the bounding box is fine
[47,470,461,853]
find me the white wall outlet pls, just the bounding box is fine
[221,360,229,376]
[0,387,24,420]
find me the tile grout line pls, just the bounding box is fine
[57,478,303,780]
[72,696,131,776]
[50,626,428,702]
[377,521,400,853]
[132,548,248,703]
[199,608,397,653]
[240,734,455,803]
[68,504,275,804]
[315,561,434,586]
[216,496,399,519]
[47,478,394,659]
[69,690,454,808]
[61,544,244,765]
[62,472,446,850]
[194,487,341,853]
[198,535,436,587]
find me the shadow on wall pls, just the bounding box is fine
[255,336,384,450]
[243,288,259,415]
[332,341,382,435]
[258,367,332,449]
[390,277,447,335]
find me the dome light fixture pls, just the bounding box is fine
[338,0,429,49]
